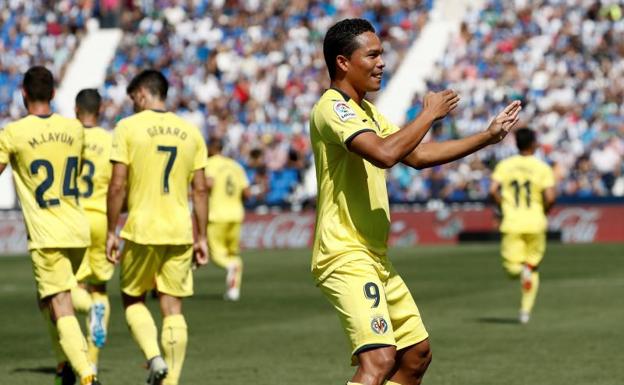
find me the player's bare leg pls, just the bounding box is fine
[350,345,396,385]
[387,339,432,385]
[158,293,187,385]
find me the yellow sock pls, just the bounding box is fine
[161,315,188,385]
[57,316,93,380]
[385,381,402,385]
[125,303,160,360]
[521,271,540,313]
[87,292,111,366]
[41,307,66,363]
[71,286,93,314]
[227,257,243,291]
[347,382,364,385]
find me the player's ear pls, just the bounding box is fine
[336,54,350,74]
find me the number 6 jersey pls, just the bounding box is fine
[491,155,555,234]
[110,110,207,245]
[0,114,90,249]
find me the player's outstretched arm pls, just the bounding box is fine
[191,169,209,266]
[402,101,521,169]
[348,90,459,169]
[106,162,127,264]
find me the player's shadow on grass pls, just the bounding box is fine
[11,366,56,375]
[475,317,520,325]
[12,367,109,375]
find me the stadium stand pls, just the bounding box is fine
[398,0,624,202]
[0,0,91,128]
[101,0,433,207]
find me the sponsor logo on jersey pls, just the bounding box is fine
[371,316,388,334]
[333,101,357,121]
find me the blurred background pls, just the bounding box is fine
[0,0,623,248]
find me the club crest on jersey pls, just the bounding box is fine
[371,316,388,334]
[333,101,357,121]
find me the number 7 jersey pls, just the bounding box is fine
[491,154,555,233]
[0,114,90,249]
[110,110,208,245]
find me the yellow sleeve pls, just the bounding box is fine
[193,132,208,171]
[317,100,374,150]
[110,122,129,164]
[541,164,555,189]
[375,110,401,137]
[0,127,11,164]
[491,162,505,183]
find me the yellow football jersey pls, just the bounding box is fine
[110,110,207,245]
[79,127,112,214]
[205,154,249,223]
[492,155,555,233]
[0,114,90,249]
[310,88,400,282]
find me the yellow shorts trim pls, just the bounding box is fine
[75,211,114,284]
[120,241,194,297]
[31,248,86,299]
[319,253,428,365]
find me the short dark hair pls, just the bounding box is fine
[75,89,101,115]
[323,18,375,80]
[23,66,54,102]
[126,69,168,100]
[515,127,536,151]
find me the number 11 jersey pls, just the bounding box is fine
[0,114,90,249]
[110,110,207,245]
[492,155,555,234]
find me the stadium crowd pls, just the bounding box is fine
[1,0,622,208]
[0,0,91,128]
[101,0,432,207]
[400,0,624,202]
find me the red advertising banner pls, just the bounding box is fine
[1,205,623,255]
[240,205,624,249]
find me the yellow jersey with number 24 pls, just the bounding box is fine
[0,114,90,249]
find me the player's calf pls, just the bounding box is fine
[388,340,432,385]
[352,346,396,385]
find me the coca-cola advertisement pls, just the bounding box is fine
[0,205,623,255]
[241,205,624,249]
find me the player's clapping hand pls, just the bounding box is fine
[423,89,460,120]
[486,100,522,144]
[106,232,120,264]
[193,237,209,268]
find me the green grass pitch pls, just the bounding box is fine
[0,243,622,385]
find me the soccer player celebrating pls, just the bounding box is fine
[0,66,100,385]
[204,136,250,301]
[71,89,114,372]
[105,70,209,385]
[310,19,521,385]
[489,128,555,324]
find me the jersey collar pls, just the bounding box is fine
[329,87,351,102]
